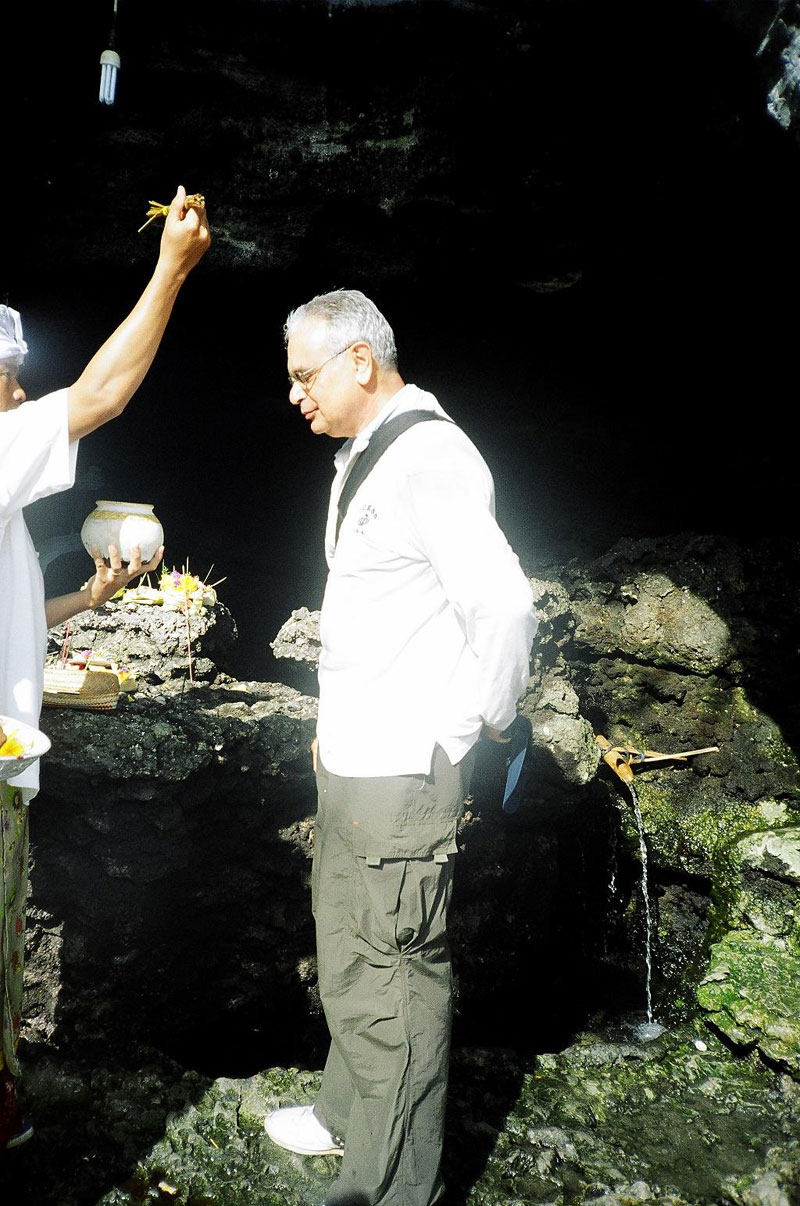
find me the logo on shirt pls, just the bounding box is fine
[356,504,378,533]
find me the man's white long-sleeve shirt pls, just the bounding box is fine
[317,384,537,778]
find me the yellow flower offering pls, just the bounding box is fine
[158,568,202,595]
[121,561,223,615]
[0,734,24,758]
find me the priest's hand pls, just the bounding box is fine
[86,542,164,609]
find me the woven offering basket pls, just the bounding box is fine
[42,662,120,711]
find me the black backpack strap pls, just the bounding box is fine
[335,409,451,545]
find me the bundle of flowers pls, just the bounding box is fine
[121,564,221,614]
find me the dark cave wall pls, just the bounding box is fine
[6,1,580,287]
[11,0,800,671]
[10,0,800,288]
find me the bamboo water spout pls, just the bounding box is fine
[595,735,719,785]
[595,735,719,1026]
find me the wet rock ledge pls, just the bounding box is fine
[2,534,799,1205]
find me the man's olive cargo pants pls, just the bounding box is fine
[312,746,468,1206]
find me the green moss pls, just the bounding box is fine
[46,1029,800,1206]
[459,1029,800,1203]
[697,930,800,1074]
[96,1070,337,1206]
[621,782,754,936]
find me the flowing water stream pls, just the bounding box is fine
[627,780,656,1029]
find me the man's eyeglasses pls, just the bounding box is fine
[288,343,355,390]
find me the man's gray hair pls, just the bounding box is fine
[284,289,398,371]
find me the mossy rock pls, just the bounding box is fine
[735,825,800,955]
[7,1034,800,1205]
[697,930,800,1074]
[737,825,800,885]
[95,1068,339,1206]
[452,1030,800,1204]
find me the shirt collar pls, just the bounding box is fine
[333,384,443,472]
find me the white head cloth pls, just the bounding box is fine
[0,305,28,364]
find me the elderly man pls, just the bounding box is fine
[0,186,210,1151]
[264,289,537,1206]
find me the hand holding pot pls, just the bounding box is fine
[86,542,164,610]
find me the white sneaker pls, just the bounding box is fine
[264,1105,344,1156]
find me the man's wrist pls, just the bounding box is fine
[153,256,191,290]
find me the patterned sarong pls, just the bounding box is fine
[0,782,28,1076]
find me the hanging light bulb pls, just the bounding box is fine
[99,0,120,106]
[99,48,120,105]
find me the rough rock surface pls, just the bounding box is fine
[697,931,800,1071]
[47,596,239,685]
[270,605,322,669]
[3,1028,799,1206]
[714,0,800,143]
[6,534,800,1205]
[524,537,800,1078]
[30,602,319,1057]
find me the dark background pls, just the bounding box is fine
[4,0,797,682]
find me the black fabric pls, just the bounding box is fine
[335,410,451,545]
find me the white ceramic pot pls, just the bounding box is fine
[80,500,164,563]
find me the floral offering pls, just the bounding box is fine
[0,729,24,758]
[120,562,222,614]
